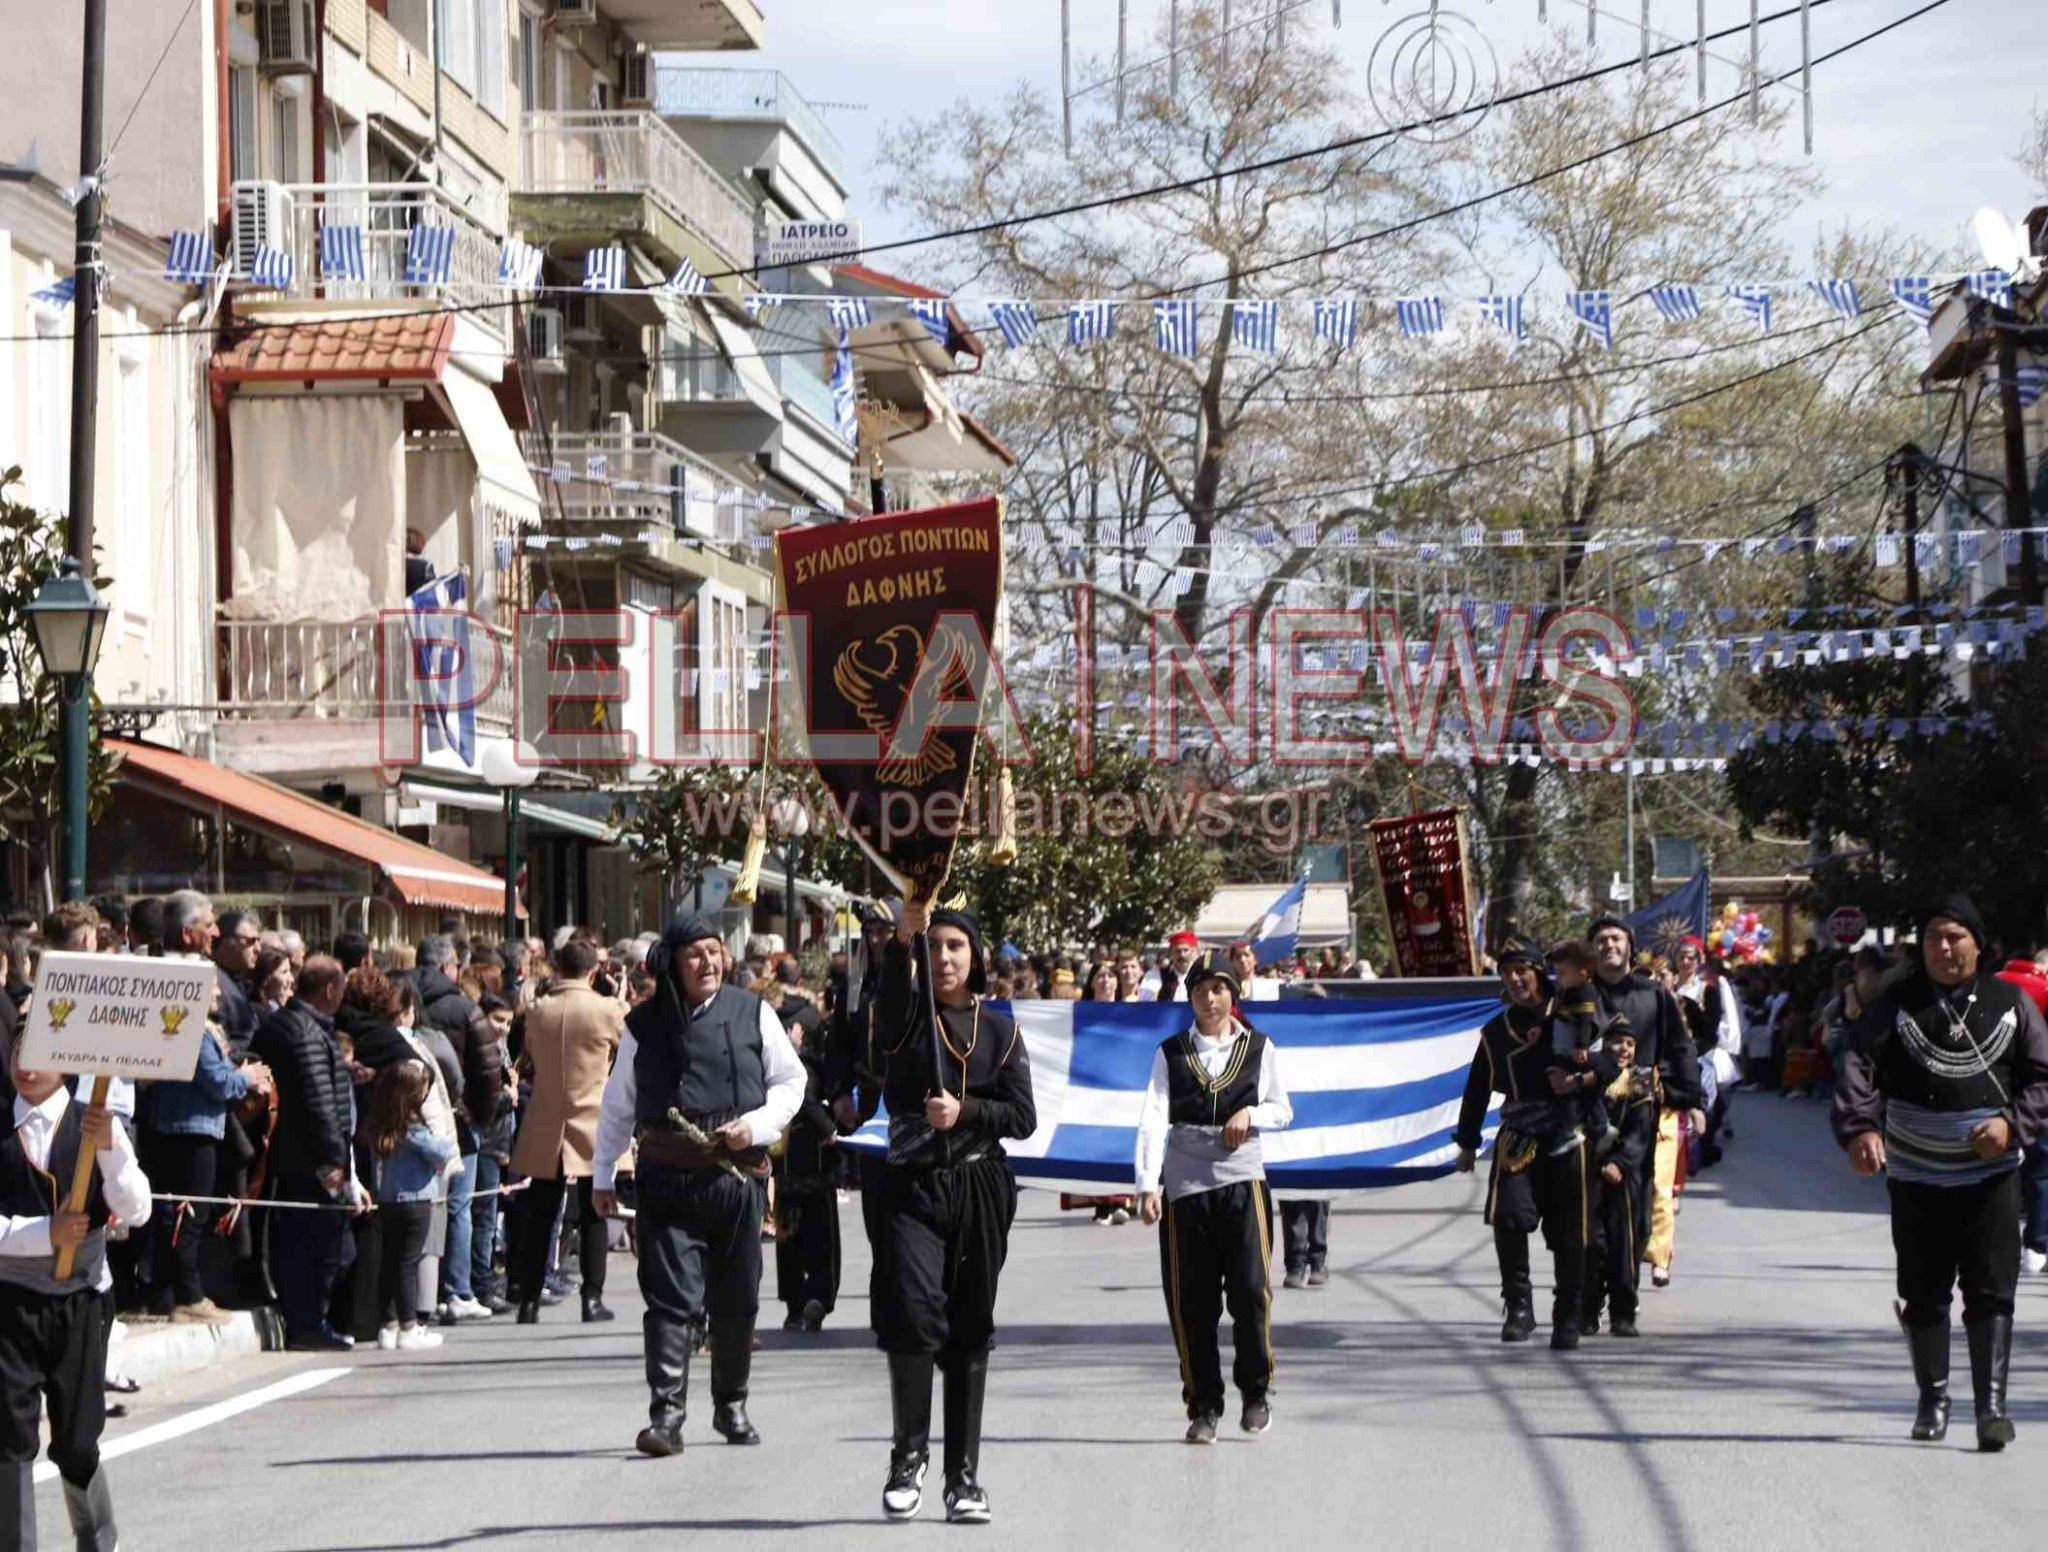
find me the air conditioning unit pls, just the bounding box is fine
[553,0,598,24]
[230,180,295,277]
[257,0,316,76]
[527,308,566,373]
[605,410,635,439]
[559,292,602,340]
[621,52,653,106]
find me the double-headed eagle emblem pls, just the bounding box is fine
[832,622,978,787]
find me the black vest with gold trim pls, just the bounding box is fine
[1160,1026,1266,1127]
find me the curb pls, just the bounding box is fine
[110,1309,279,1388]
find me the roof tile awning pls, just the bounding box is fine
[112,739,521,918]
[211,313,457,387]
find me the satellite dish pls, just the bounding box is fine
[1973,206,2027,275]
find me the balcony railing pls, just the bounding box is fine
[654,67,847,189]
[526,430,758,552]
[229,181,504,333]
[518,111,755,271]
[218,615,515,735]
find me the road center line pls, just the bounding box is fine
[33,1366,352,1485]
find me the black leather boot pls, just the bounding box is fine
[1904,1321,1951,1442]
[942,1353,991,1524]
[582,1293,615,1323]
[2,1461,34,1551]
[1549,1299,1579,1352]
[61,1467,117,1552]
[1967,1315,2015,1452]
[883,1352,935,1520]
[709,1316,760,1444]
[636,1314,690,1457]
[516,1299,540,1326]
[1498,1232,1536,1342]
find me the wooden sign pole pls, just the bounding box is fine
[52,1074,109,1282]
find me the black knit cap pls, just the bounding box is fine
[661,911,722,949]
[1587,913,1633,945]
[1184,954,1242,999]
[1923,894,1988,951]
[1494,934,1544,968]
[927,907,989,994]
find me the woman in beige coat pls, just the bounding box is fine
[508,938,626,1323]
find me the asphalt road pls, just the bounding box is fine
[49,1093,2047,1551]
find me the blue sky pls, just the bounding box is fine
[729,0,2041,274]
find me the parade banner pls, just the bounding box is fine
[1368,808,1482,976]
[17,950,211,1082]
[774,497,1005,903]
[842,990,1502,1190]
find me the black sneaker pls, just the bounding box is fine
[782,1312,805,1332]
[1240,1399,1272,1435]
[883,1451,928,1520]
[1305,1263,1328,1287]
[285,1326,354,1353]
[801,1297,826,1332]
[1550,1324,1580,1352]
[944,1474,992,1524]
[1609,1315,1641,1339]
[1184,1413,1220,1445]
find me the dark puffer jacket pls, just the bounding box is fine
[251,996,353,1180]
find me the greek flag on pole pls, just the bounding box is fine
[1068,300,1116,344]
[30,275,76,307]
[1479,294,1527,343]
[407,571,476,766]
[840,993,1504,1189]
[1313,298,1358,347]
[1395,296,1445,337]
[320,224,366,282]
[498,236,544,290]
[828,331,859,445]
[1966,270,2014,310]
[1154,298,1199,356]
[1568,290,1614,348]
[1232,299,1280,353]
[1810,278,1861,319]
[1647,285,1701,323]
[583,245,626,292]
[827,296,872,331]
[907,297,950,344]
[661,257,709,296]
[1244,869,1312,967]
[250,244,295,291]
[165,230,214,285]
[1727,284,1773,333]
[1888,276,1935,324]
[989,301,1040,348]
[405,224,456,286]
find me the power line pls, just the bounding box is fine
[106,0,200,164]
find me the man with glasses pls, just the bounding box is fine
[212,909,263,1056]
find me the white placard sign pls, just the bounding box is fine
[757,219,860,268]
[17,951,212,1083]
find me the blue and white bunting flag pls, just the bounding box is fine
[1395,296,1445,337]
[907,297,950,344]
[1966,269,2014,310]
[1888,275,1934,324]
[827,296,872,331]
[1312,297,1358,347]
[1231,298,1280,353]
[1478,294,1527,343]
[2016,365,2048,411]
[1243,869,1312,967]
[840,993,1502,1189]
[989,300,1040,348]
[404,224,456,286]
[30,274,76,307]
[164,229,214,285]
[250,244,295,291]
[742,291,775,319]
[1809,278,1861,319]
[1646,284,1702,323]
[497,235,544,290]
[1727,284,1773,333]
[1154,297,1200,356]
[407,570,476,767]
[1067,300,1117,345]
[582,245,626,293]
[320,224,366,282]
[1567,289,1613,349]
[828,330,859,445]
[661,257,709,296]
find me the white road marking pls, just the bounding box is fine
[34,1366,351,1484]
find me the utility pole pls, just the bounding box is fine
[60,0,107,904]
[1995,322,2040,604]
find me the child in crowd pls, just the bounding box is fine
[1581,1021,1660,1338]
[369,1060,456,1352]
[1546,941,1617,1156]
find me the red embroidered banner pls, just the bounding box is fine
[1367,807,1480,976]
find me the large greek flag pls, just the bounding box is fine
[844,988,1501,1191]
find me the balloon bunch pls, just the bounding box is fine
[1713,899,1776,964]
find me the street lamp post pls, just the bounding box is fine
[480,740,539,942]
[769,793,812,954]
[25,557,110,902]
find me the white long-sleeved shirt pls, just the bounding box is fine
[1,1089,154,1259]
[1134,1019,1293,1199]
[1136,963,1197,1003]
[593,995,805,1190]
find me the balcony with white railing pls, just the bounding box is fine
[515,111,756,273]
[525,430,762,559]
[229,181,504,334]
[655,67,847,191]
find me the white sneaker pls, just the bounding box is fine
[396,1325,444,1351]
[448,1295,494,1322]
[376,1324,400,1352]
[2023,1247,2048,1275]
[1108,1207,1131,1226]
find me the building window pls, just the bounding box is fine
[518,6,539,110]
[269,87,301,182]
[435,0,505,119]
[229,66,258,182]
[116,335,150,621]
[28,303,67,512]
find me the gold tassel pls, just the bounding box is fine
[987,766,1018,867]
[730,815,767,906]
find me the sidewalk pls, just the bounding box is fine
[109,1306,284,1389]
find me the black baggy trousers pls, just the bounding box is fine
[871,1157,1018,1361]
[1890,1170,2020,1328]
[1160,1180,1275,1419]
